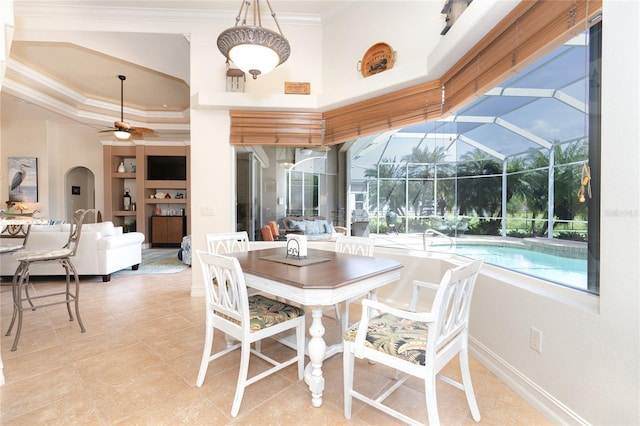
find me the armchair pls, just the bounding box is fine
[343,259,483,425]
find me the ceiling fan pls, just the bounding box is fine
[98,75,156,140]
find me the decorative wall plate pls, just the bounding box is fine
[360,42,395,77]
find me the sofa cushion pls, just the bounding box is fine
[31,224,65,232]
[304,220,320,235]
[97,232,144,250]
[288,219,306,232]
[82,222,117,236]
[316,219,331,234]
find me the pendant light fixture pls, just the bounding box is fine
[217,0,291,80]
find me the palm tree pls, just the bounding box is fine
[509,141,587,236]
[457,150,504,235]
[364,158,406,216]
[508,150,549,236]
[401,146,450,217]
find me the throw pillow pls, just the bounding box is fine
[304,220,319,234]
[289,220,306,231]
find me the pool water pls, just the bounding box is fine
[453,245,587,290]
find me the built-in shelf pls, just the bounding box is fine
[145,180,187,189]
[145,199,187,204]
[103,144,190,243]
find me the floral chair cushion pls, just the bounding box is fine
[247,295,305,332]
[344,313,430,366]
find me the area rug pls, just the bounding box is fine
[114,248,189,275]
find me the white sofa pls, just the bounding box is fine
[0,221,144,282]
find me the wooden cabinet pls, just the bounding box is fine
[151,216,186,247]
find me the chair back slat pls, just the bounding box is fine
[335,236,375,257]
[196,249,249,325]
[428,259,483,357]
[205,231,250,254]
[64,209,95,256]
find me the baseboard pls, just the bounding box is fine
[469,337,590,425]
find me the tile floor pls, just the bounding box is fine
[0,268,550,425]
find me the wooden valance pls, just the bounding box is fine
[229,0,602,147]
[323,81,443,145]
[442,0,603,113]
[229,111,323,146]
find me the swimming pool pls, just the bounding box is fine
[452,244,587,290]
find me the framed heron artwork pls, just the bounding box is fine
[8,157,38,203]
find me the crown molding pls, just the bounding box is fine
[13,2,323,25]
[6,58,190,124]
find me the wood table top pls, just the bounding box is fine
[229,247,403,290]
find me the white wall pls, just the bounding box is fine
[0,119,104,220]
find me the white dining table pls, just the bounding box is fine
[229,246,403,408]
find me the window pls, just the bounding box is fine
[287,170,319,217]
[348,25,601,294]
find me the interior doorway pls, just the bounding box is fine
[236,152,263,241]
[65,166,96,223]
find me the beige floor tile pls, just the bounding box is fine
[0,366,86,423]
[115,387,229,425]
[1,345,70,383]
[2,388,100,425]
[0,266,551,425]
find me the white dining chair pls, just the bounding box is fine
[195,249,306,417]
[205,231,262,349]
[334,235,376,332]
[205,231,250,255]
[335,235,375,257]
[343,259,483,426]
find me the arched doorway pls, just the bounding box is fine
[65,166,96,223]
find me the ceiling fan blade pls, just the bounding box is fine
[131,127,156,134]
[98,129,117,133]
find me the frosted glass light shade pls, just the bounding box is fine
[114,131,130,140]
[229,44,280,78]
[217,25,290,80]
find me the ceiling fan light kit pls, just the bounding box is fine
[217,0,291,80]
[114,130,131,140]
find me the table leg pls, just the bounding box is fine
[304,307,326,407]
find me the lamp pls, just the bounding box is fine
[114,130,131,140]
[277,159,295,168]
[217,0,291,79]
[277,147,295,168]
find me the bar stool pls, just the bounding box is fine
[5,209,94,351]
